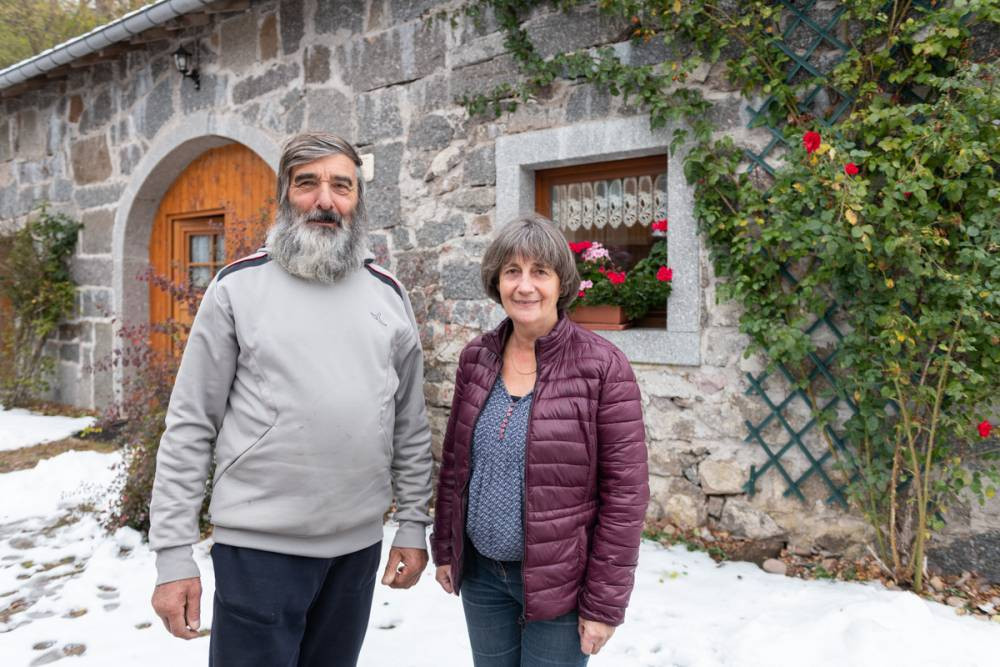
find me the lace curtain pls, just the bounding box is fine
[551,173,667,231]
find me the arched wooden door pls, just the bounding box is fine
[149,143,275,355]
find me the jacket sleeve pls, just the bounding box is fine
[387,292,435,551]
[578,349,649,625]
[430,353,466,566]
[149,278,238,585]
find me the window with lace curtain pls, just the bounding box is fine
[496,116,700,365]
[535,155,668,327]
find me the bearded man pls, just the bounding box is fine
[148,133,433,667]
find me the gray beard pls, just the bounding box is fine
[266,204,368,284]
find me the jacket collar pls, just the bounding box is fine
[483,312,574,369]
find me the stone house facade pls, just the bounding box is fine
[1,0,996,569]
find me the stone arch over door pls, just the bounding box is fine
[112,113,280,389]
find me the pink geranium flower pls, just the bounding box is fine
[582,243,611,262]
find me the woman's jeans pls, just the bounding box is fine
[461,549,589,667]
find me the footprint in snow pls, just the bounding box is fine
[28,643,87,666]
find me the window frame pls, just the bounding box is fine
[495,115,700,365]
[168,211,227,290]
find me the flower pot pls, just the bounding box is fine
[569,305,632,331]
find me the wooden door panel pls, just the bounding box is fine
[148,143,275,356]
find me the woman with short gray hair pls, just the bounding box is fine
[431,214,649,666]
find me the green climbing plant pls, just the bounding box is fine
[459,0,1000,592]
[0,205,82,406]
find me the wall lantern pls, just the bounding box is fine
[172,45,200,90]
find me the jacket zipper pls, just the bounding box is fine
[520,345,540,624]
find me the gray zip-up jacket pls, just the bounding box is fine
[149,250,434,585]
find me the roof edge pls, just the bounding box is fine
[0,0,217,94]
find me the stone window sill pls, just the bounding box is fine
[594,329,700,365]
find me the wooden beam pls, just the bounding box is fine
[69,52,121,68]
[129,27,174,44]
[204,0,250,13]
[1,81,42,98]
[173,12,211,28]
[45,64,73,79]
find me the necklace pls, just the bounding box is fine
[506,351,537,375]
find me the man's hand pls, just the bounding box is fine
[151,577,202,639]
[380,547,428,589]
[435,564,454,594]
[578,618,615,656]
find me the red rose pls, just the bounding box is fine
[607,271,626,285]
[651,219,668,232]
[979,420,992,438]
[656,266,673,282]
[844,162,859,176]
[803,131,821,154]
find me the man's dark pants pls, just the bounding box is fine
[209,541,382,667]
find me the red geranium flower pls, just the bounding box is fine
[903,192,912,199]
[803,131,821,154]
[979,420,992,438]
[656,266,673,282]
[607,271,627,285]
[597,266,607,275]
[568,241,593,254]
[844,162,859,176]
[651,219,668,232]
[578,290,586,298]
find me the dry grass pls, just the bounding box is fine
[0,437,116,474]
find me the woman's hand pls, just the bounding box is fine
[578,618,615,655]
[435,564,454,594]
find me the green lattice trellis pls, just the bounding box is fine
[743,0,853,176]
[739,0,941,504]
[743,287,856,507]
[740,0,857,505]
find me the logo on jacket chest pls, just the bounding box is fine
[370,311,387,327]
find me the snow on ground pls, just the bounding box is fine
[0,406,94,452]
[1,409,999,666]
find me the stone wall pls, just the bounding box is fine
[0,0,875,551]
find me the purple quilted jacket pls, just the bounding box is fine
[431,315,649,625]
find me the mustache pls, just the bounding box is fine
[304,209,343,225]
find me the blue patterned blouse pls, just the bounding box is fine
[465,375,533,562]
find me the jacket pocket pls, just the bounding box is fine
[214,422,275,487]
